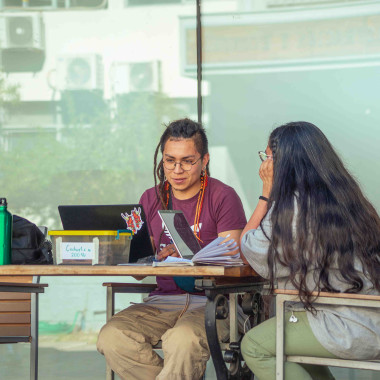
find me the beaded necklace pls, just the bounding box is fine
[164,172,208,243]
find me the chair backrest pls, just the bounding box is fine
[0,275,34,341]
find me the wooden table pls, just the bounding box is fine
[1,265,263,380]
[0,264,256,277]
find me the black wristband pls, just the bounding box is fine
[259,196,269,202]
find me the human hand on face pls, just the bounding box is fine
[156,243,180,261]
[259,158,273,198]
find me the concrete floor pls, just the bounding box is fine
[1,342,379,380]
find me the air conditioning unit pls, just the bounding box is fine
[57,54,104,91]
[110,61,161,95]
[0,13,45,50]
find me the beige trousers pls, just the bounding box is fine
[97,299,229,380]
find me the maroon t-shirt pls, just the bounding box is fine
[139,177,247,295]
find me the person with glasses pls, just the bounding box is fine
[240,121,380,380]
[97,118,247,380]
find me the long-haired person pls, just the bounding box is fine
[97,118,246,380]
[240,121,380,380]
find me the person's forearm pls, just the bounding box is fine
[241,156,273,248]
[240,199,268,245]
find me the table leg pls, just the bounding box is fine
[205,293,230,380]
[203,285,263,380]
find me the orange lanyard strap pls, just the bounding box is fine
[164,173,208,244]
[193,173,208,243]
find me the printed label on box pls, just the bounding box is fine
[61,242,94,260]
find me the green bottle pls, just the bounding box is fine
[0,198,12,265]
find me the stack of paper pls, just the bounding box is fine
[153,236,244,267]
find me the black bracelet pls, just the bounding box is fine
[259,196,269,202]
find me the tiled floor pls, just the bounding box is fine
[1,343,379,380]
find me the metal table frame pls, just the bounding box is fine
[0,265,263,380]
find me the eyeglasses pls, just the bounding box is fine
[163,157,202,171]
[258,151,273,162]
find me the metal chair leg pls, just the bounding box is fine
[275,295,285,380]
[30,291,39,380]
[106,287,115,380]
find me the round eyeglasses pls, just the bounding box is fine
[163,157,202,171]
[258,151,273,162]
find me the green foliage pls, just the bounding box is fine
[0,89,184,228]
[0,75,20,108]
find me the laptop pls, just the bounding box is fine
[58,204,154,263]
[158,210,201,258]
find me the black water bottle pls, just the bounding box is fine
[0,198,12,265]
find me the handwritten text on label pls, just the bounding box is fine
[61,242,94,260]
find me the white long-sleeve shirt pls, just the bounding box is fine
[241,207,380,360]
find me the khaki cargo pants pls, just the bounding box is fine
[97,298,229,380]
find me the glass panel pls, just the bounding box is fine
[199,0,380,216]
[0,1,197,378]
[1,0,197,227]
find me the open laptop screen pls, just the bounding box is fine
[58,204,154,262]
[158,210,201,257]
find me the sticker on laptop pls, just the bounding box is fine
[121,207,144,234]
